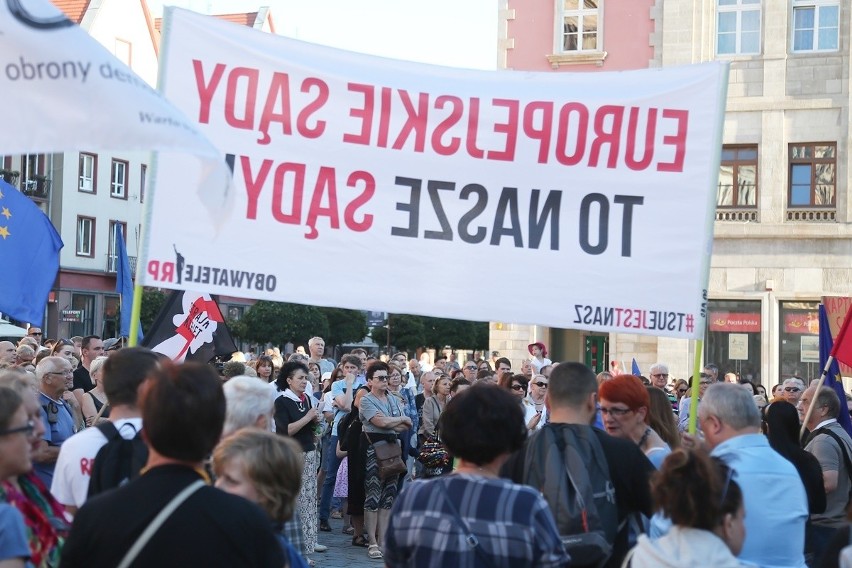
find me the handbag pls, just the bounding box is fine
[366,433,407,480]
[418,434,449,469]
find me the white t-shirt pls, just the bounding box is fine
[50,418,143,509]
[530,357,552,373]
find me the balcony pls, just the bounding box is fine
[106,254,137,274]
[716,208,758,222]
[21,177,50,203]
[786,208,836,222]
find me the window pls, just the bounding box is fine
[716,0,761,55]
[110,159,128,199]
[140,164,147,203]
[559,0,601,53]
[792,0,839,52]
[76,216,95,257]
[70,294,95,337]
[779,301,819,382]
[717,145,757,207]
[107,221,127,272]
[78,153,97,193]
[103,295,120,338]
[705,300,762,384]
[789,143,835,207]
[20,153,44,191]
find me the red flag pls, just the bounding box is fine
[830,303,852,367]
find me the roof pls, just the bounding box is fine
[52,0,91,23]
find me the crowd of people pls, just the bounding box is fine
[2,328,852,567]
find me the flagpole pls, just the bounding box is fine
[128,284,144,346]
[687,339,704,435]
[799,356,835,441]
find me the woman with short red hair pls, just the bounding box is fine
[599,375,671,468]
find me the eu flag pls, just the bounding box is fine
[819,304,852,437]
[0,179,62,324]
[114,227,142,339]
[632,358,641,376]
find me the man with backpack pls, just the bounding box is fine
[502,362,655,568]
[51,347,159,514]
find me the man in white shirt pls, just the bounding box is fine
[51,348,159,515]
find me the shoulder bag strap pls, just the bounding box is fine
[438,480,496,568]
[117,479,205,568]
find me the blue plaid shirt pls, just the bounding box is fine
[385,474,569,567]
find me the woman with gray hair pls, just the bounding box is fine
[80,356,109,426]
[222,375,277,436]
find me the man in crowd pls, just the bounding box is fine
[26,326,42,345]
[0,341,16,366]
[405,358,422,393]
[502,362,654,567]
[61,362,285,567]
[783,376,807,407]
[800,385,852,558]
[33,356,83,487]
[14,345,34,367]
[461,360,478,382]
[648,363,670,391]
[72,335,104,393]
[308,336,335,374]
[698,383,808,567]
[51,347,159,514]
[704,363,719,383]
[495,357,512,383]
[319,353,364,532]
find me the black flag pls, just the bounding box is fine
[140,290,237,363]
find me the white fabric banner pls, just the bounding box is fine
[0,1,227,205]
[142,8,728,339]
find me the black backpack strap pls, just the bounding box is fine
[812,427,852,487]
[96,420,120,441]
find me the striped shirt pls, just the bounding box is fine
[385,474,569,568]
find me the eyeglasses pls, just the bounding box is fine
[372,375,389,382]
[599,406,633,417]
[47,370,73,377]
[651,373,669,379]
[677,388,688,394]
[784,387,801,393]
[28,331,42,336]
[534,382,548,388]
[699,381,712,387]
[464,366,477,370]
[510,384,525,391]
[0,420,35,437]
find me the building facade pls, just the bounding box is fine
[494,0,852,388]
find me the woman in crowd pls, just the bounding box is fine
[477,359,492,372]
[307,362,322,398]
[387,363,417,486]
[526,374,548,430]
[359,362,412,560]
[339,387,369,548]
[274,362,322,558]
[501,374,538,430]
[384,384,568,567]
[420,375,449,442]
[770,383,786,401]
[756,384,768,399]
[528,341,552,374]
[49,341,75,365]
[0,385,35,568]
[646,386,679,450]
[520,360,534,380]
[0,371,66,567]
[213,429,308,568]
[627,449,746,567]
[599,375,671,468]
[673,379,690,405]
[256,355,275,384]
[448,377,470,400]
[79,356,109,426]
[763,401,825,515]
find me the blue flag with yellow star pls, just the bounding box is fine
[819,304,852,437]
[0,179,63,324]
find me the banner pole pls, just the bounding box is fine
[799,357,834,441]
[687,339,704,435]
[128,284,144,346]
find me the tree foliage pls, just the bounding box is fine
[319,308,368,347]
[236,301,329,345]
[369,314,426,353]
[139,288,167,332]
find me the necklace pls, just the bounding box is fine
[638,427,652,448]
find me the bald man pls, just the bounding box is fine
[0,341,15,365]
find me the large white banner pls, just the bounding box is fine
[142,8,728,339]
[0,1,227,205]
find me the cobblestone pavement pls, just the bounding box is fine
[312,515,383,568]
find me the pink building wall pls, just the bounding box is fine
[505,0,656,72]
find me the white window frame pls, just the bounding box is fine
[716,0,761,56]
[78,153,96,193]
[556,1,603,54]
[76,216,94,257]
[107,221,127,272]
[110,159,127,198]
[791,0,840,53]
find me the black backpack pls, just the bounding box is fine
[87,421,148,498]
[524,423,618,568]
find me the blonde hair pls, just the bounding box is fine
[212,429,302,522]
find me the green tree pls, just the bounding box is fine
[139,288,167,331]
[238,301,329,345]
[369,314,425,354]
[319,307,368,347]
[472,321,489,350]
[422,316,479,349]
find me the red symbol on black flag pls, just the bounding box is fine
[141,290,236,363]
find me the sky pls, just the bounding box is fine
[146,0,498,70]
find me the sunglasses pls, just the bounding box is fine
[0,420,35,437]
[464,366,477,370]
[28,331,42,336]
[651,373,669,379]
[510,384,526,391]
[534,382,548,388]
[784,387,801,393]
[677,388,688,393]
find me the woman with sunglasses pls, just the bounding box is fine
[599,375,671,469]
[0,385,35,567]
[500,374,540,431]
[673,379,690,404]
[526,374,549,431]
[627,449,746,567]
